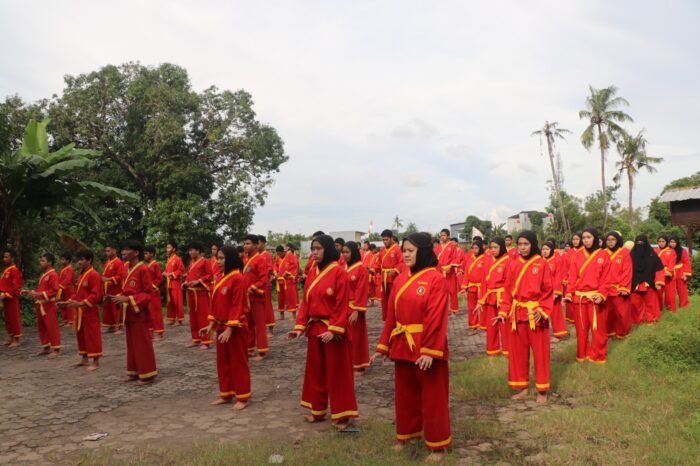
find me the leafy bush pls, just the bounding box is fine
[632,307,700,372]
[689,254,700,294]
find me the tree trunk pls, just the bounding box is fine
[546,134,570,237]
[598,124,608,230]
[627,170,634,214]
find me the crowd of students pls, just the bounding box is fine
[0,227,693,459]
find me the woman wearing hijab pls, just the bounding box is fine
[605,232,632,339]
[496,230,553,404]
[655,235,677,312]
[541,241,568,341]
[669,235,691,309]
[564,228,611,364]
[200,245,251,410]
[475,237,511,356]
[461,238,488,335]
[630,235,666,324]
[562,232,584,324]
[287,235,358,430]
[372,232,451,455]
[343,241,370,374]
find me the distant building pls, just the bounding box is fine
[300,231,371,256]
[506,211,553,232]
[449,222,468,242]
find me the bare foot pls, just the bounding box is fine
[392,442,404,452]
[168,321,176,326]
[123,377,138,382]
[511,388,529,400]
[253,354,266,361]
[48,351,60,359]
[211,398,231,405]
[278,313,285,320]
[74,359,89,367]
[8,340,20,348]
[86,363,99,371]
[137,378,154,386]
[355,370,366,377]
[468,329,478,336]
[550,336,561,343]
[303,414,325,423]
[425,452,445,463]
[333,420,350,431]
[153,334,164,342]
[3,339,11,346]
[199,344,210,351]
[536,393,548,404]
[175,321,183,326]
[114,329,123,335]
[186,342,199,348]
[232,401,248,411]
[36,349,51,356]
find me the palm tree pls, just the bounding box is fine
[492,222,506,236]
[532,121,571,237]
[579,85,633,230]
[613,130,663,213]
[392,215,404,233]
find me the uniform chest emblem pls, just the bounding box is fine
[44,276,50,282]
[416,286,426,296]
[497,267,503,273]
[222,287,228,295]
[129,279,136,288]
[350,275,356,282]
[597,258,604,264]
[477,263,483,268]
[326,287,334,296]
[245,266,252,273]
[616,259,621,264]
[532,267,539,274]
[83,282,89,288]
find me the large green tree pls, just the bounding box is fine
[579,85,633,230]
[462,215,492,239]
[613,130,663,214]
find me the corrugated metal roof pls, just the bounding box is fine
[659,186,700,202]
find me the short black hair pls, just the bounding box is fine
[381,229,393,238]
[258,235,267,244]
[166,240,178,250]
[504,235,513,240]
[276,245,285,253]
[75,250,94,262]
[211,242,222,249]
[432,238,440,244]
[440,228,450,235]
[41,253,55,265]
[105,242,118,250]
[369,244,377,251]
[60,251,73,261]
[243,234,259,244]
[144,245,156,254]
[363,240,370,245]
[286,243,295,251]
[312,230,325,237]
[220,245,244,274]
[2,247,17,258]
[236,245,244,254]
[450,238,459,243]
[188,241,204,252]
[334,237,345,247]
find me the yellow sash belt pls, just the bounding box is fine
[510,300,543,331]
[575,290,604,331]
[481,287,504,306]
[74,307,84,331]
[35,298,55,316]
[389,322,424,351]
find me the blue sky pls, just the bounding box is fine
[1,0,698,235]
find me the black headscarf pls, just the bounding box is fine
[220,245,243,274]
[490,237,507,259]
[344,241,362,266]
[313,235,340,270]
[582,228,600,254]
[606,231,623,252]
[472,238,485,257]
[403,232,438,274]
[631,235,664,289]
[572,232,583,249]
[541,240,555,259]
[669,234,683,263]
[657,235,670,250]
[517,230,540,259]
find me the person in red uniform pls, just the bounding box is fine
[380,229,404,322]
[164,241,185,326]
[109,240,158,384]
[540,241,568,342]
[287,234,358,430]
[461,238,488,335]
[655,235,677,312]
[452,238,466,307]
[669,235,691,309]
[59,250,103,370]
[210,243,222,281]
[57,252,76,326]
[1,248,23,347]
[184,241,213,349]
[565,228,611,364]
[630,235,665,324]
[101,244,125,334]
[22,253,61,357]
[434,229,460,315]
[301,231,326,282]
[562,233,583,323]
[475,237,510,356]
[258,235,277,334]
[605,232,632,339]
[275,245,299,319]
[144,246,165,341]
[504,235,519,260]
[496,230,553,403]
[201,245,251,410]
[372,232,451,456]
[243,235,270,359]
[362,243,377,306]
[343,241,370,374]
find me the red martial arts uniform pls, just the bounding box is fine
[478,254,510,356]
[454,246,466,290]
[244,252,270,355]
[147,260,165,335]
[500,255,553,392]
[631,268,665,325]
[120,262,158,380]
[294,261,358,422]
[655,247,677,312]
[275,253,299,313]
[164,254,185,323]
[544,254,568,339]
[675,248,692,309]
[377,266,451,451]
[210,257,221,281]
[102,257,125,329]
[0,265,23,339]
[562,247,583,323]
[185,257,213,345]
[74,267,103,358]
[380,244,404,321]
[261,250,276,329]
[35,268,61,350]
[57,265,75,325]
[566,248,611,363]
[462,252,487,330]
[347,262,370,371]
[606,247,632,339]
[209,270,251,401]
[435,241,460,314]
[362,251,379,304]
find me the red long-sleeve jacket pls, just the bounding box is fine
[120,262,153,320]
[0,265,23,300]
[243,253,268,302]
[147,261,163,295]
[208,270,247,327]
[74,267,103,309]
[478,254,510,305]
[461,253,487,292]
[500,255,554,327]
[607,248,632,296]
[295,262,349,337]
[346,262,369,313]
[566,248,612,303]
[57,265,75,301]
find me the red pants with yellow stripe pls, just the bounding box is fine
[349,312,370,370]
[445,274,459,313]
[676,276,689,308]
[550,298,568,338]
[657,277,677,312]
[216,326,251,402]
[264,283,276,328]
[484,304,508,356]
[247,299,269,355]
[394,359,451,451]
[76,308,103,358]
[573,301,608,363]
[125,310,157,380]
[508,322,550,393]
[36,303,61,350]
[467,291,479,329]
[606,295,630,338]
[102,300,119,328]
[631,290,659,324]
[300,331,358,422]
[277,280,298,313]
[187,290,211,345]
[2,297,21,338]
[149,292,165,334]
